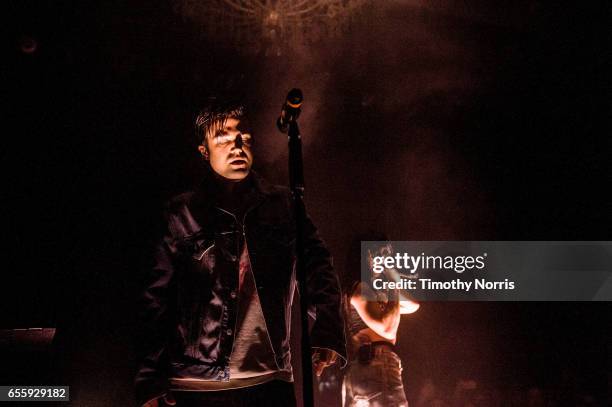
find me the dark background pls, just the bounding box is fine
[2,1,610,406]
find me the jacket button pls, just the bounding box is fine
[230,255,238,262]
[230,291,237,299]
[226,329,233,336]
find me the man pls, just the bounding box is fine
[135,99,346,407]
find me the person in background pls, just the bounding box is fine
[342,234,419,407]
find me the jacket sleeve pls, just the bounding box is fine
[134,220,175,406]
[300,204,348,366]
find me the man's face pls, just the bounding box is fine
[199,117,253,181]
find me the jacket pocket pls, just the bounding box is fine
[176,233,216,267]
[192,241,215,262]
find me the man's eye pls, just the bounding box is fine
[212,133,252,146]
[215,135,232,144]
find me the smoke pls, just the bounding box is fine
[250,2,499,256]
[248,44,333,168]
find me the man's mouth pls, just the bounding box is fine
[229,159,247,165]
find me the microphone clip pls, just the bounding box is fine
[277,88,303,133]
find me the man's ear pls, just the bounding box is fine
[198,144,209,160]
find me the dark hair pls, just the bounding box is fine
[194,98,248,147]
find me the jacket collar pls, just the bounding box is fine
[191,170,272,222]
[249,170,276,196]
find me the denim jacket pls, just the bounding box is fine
[134,173,346,405]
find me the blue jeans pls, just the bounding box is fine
[342,347,409,407]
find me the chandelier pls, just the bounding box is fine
[173,0,369,55]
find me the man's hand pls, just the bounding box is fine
[142,392,176,407]
[312,348,339,377]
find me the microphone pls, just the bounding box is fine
[276,88,303,133]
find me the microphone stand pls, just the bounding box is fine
[287,111,314,407]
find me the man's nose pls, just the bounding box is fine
[233,133,243,149]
